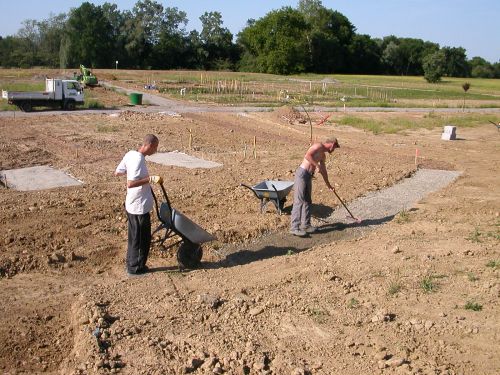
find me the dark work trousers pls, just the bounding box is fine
[290,167,312,230]
[126,211,151,274]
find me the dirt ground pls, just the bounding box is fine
[0,86,498,375]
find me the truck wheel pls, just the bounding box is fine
[177,240,203,270]
[64,101,75,110]
[20,102,32,112]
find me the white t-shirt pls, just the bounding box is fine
[115,150,153,215]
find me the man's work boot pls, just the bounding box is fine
[289,229,307,237]
[301,226,318,234]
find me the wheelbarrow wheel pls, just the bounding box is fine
[177,240,203,270]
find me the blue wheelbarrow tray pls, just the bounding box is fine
[241,180,294,215]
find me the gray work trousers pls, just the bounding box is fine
[290,167,312,230]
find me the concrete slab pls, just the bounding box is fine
[1,166,83,191]
[147,152,222,169]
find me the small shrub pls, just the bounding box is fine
[388,281,402,295]
[466,227,482,243]
[308,307,329,323]
[396,208,410,223]
[486,260,499,270]
[347,298,359,309]
[467,273,479,282]
[464,301,482,311]
[286,249,295,256]
[86,100,105,109]
[421,275,437,293]
[96,124,118,133]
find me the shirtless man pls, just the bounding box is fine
[290,138,340,237]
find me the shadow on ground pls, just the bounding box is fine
[202,214,395,269]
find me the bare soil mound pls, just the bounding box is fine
[274,105,307,125]
[0,109,498,374]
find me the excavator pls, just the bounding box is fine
[74,65,98,87]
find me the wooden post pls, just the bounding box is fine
[253,136,257,159]
[415,148,419,167]
[243,143,247,159]
[189,129,193,150]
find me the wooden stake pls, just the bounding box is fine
[253,136,256,159]
[189,129,193,150]
[415,148,419,167]
[243,143,247,159]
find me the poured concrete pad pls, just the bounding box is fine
[147,152,222,169]
[1,166,83,191]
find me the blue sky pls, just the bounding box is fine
[0,0,498,63]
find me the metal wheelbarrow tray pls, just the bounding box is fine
[241,180,294,215]
[151,183,216,270]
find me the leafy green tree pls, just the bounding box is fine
[347,34,382,74]
[423,50,446,82]
[0,36,25,67]
[101,3,128,68]
[469,56,495,78]
[16,19,42,67]
[38,13,67,67]
[183,30,204,69]
[298,0,355,73]
[151,7,190,69]
[64,2,114,68]
[122,0,165,68]
[381,36,439,75]
[493,61,500,78]
[381,37,404,74]
[199,11,235,70]
[441,46,469,77]
[237,7,309,74]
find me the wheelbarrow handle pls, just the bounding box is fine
[151,182,173,223]
[240,183,261,200]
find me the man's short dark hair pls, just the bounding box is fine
[144,134,159,145]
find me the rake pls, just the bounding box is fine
[332,189,362,224]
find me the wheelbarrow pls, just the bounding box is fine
[151,183,216,270]
[241,180,294,215]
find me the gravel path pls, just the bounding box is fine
[329,168,462,231]
[218,169,461,266]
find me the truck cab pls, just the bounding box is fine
[46,79,84,108]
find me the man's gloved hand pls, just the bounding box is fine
[149,175,163,185]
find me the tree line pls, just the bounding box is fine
[0,0,498,82]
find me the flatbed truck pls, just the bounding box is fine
[1,79,84,112]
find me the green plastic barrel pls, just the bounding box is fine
[129,92,143,105]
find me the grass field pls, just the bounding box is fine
[1,68,499,109]
[335,112,499,134]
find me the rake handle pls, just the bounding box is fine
[332,189,357,220]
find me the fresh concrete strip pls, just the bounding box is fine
[147,152,222,169]
[1,165,83,191]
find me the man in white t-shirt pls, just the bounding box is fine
[114,134,163,275]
